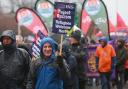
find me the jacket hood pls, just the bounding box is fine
[98,36,108,43]
[117,39,125,48]
[0,30,16,52]
[40,37,58,60]
[117,39,125,45]
[0,30,16,42]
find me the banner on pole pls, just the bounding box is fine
[16,7,48,36]
[16,7,48,58]
[80,0,109,40]
[35,0,54,32]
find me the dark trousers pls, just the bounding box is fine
[100,72,111,89]
[115,71,124,89]
[79,80,86,89]
[124,69,128,83]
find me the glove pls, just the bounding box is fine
[56,55,63,67]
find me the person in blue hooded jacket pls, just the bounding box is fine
[26,37,70,89]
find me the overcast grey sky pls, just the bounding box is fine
[0,0,37,14]
[0,0,84,14]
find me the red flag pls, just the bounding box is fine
[109,20,115,32]
[117,13,126,28]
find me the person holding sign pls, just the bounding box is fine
[26,37,70,89]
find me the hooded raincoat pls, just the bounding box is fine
[0,30,30,89]
[26,37,70,89]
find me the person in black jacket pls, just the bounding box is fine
[62,43,79,89]
[0,30,30,89]
[115,39,127,89]
[70,30,87,89]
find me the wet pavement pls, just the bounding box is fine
[86,84,128,89]
[86,78,128,89]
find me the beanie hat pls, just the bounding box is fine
[71,30,81,41]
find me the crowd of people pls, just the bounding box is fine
[0,29,128,89]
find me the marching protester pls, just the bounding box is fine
[62,42,79,89]
[124,48,128,84]
[0,30,30,89]
[26,37,70,89]
[114,39,127,89]
[70,30,87,89]
[95,36,116,89]
[124,42,128,84]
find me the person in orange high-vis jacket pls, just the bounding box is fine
[95,36,116,89]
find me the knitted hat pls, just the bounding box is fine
[71,30,81,41]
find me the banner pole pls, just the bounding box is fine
[18,22,21,35]
[59,34,63,55]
